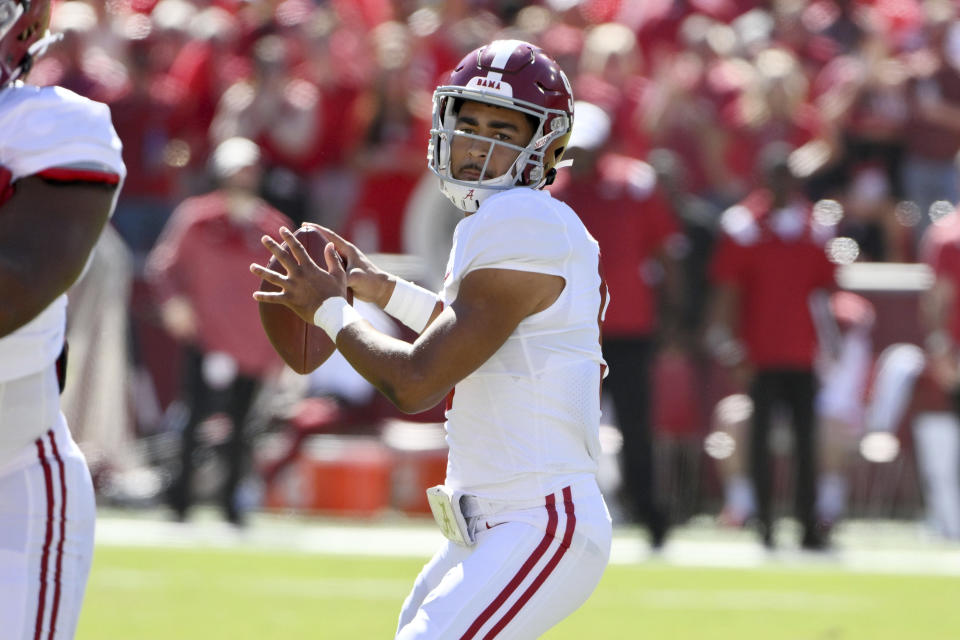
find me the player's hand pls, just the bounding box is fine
[730,361,755,391]
[159,295,198,342]
[305,224,394,308]
[928,349,960,392]
[251,226,346,324]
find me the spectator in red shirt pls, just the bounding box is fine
[629,27,733,206]
[707,142,837,549]
[809,28,911,261]
[720,48,822,199]
[146,137,292,525]
[900,5,960,243]
[164,5,245,190]
[341,21,432,253]
[920,203,960,399]
[550,102,684,548]
[708,291,876,531]
[211,30,366,229]
[108,36,186,265]
[574,22,648,158]
[908,201,960,538]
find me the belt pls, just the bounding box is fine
[460,489,574,518]
[456,473,598,518]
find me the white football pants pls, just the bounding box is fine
[0,369,96,640]
[396,474,611,639]
[913,412,960,539]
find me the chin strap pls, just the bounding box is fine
[543,159,574,187]
[7,30,61,86]
[27,29,62,58]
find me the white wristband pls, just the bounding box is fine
[384,278,440,333]
[312,297,363,342]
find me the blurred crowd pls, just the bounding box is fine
[44,0,960,263]
[43,0,960,541]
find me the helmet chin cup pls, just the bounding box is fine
[436,170,517,213]
[438,179,484,213]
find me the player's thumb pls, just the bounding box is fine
[345,267,365,289]
[324,242,345,278]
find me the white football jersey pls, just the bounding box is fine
[441,188,608,502]
[0,85,125,383]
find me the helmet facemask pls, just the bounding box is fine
[0,1,25,43]
[0,0,59,88]
[428,87,571,213]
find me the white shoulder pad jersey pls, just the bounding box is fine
[0,85,126,383]
[441,188,608,501]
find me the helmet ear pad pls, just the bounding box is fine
[530,128,571,187]
[542,138,569,187]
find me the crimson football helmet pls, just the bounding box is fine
[428,40,575,212]
[0,0,56,88]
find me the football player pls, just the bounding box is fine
[0,2,125,638]
[253,40,612,638]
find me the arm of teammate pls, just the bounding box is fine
[0,175,117,338]
[252,227,563,413]
[920,275,954,343]
[306,223,444,330]
[704,282,753,389]
[920,274,957,390]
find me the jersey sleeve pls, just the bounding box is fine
[0,86,126,183]
[456,193,569,280]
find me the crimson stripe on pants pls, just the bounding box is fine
[459,494,559,640]
[33,435,56,640]
[47,433,68,640]
[484,487,576,639]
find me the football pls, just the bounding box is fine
[257,226,352,374]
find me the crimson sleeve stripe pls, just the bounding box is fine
[37,168,121,185]
[459,494,559,640]
[33,435,56,640]
[46,433,68,640]
[484,486,576,639]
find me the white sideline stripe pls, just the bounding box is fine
[93,516,960,577]
[94,518,442,557]
[94,568,410,600]
[91,567,869,612]
[621,588,868,612]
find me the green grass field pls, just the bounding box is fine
[78,542,960,639]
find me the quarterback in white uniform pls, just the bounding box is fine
[0,2,125,638]
[254,40,612,638]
